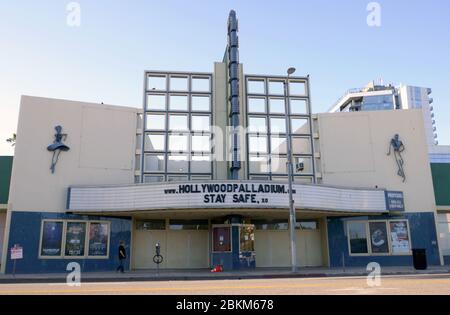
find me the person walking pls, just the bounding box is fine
[116,241,126,273]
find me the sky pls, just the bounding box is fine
[1,0,449,155]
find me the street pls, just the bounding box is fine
[0,274,450,295]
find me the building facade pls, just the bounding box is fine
[0,156,13,265]
[330,80,450,265]
[0,11,444,274]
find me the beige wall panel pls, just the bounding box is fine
[9,96,138,213]
[296,231,307,267]
[165,230,209,269]
[188,231,209,268]
[303,230,323,266]
[269,232,290,267]
[166,231,190,268]
[254,231,271,267]
[318,110,436,213]
[134,229,208,269]
[79,107,135,170]
[255,231,290,267]
[213,62,228,180]
[166,230,208,268]
[255,230,323,267]
[319,115,374,173]
[132,230,167,269]
[296,230,323,267]
[319,218,330,267]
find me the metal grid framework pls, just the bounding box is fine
[245,75,316,183]
[140,71,214,183]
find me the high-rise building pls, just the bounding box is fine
[329,81,437,146]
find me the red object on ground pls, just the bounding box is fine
[211,265,223,272]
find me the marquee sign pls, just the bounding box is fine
[67,181,389,214]
[166,183,289,205]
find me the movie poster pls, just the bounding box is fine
[369,222,389,254]
[389,221,411,254]
[88,223,109,256]
[65,222,86,256]
[41,221,63,256]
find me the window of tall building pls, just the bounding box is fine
[246,76,314,182]
[361,95,394,111]
[143,72,213,181]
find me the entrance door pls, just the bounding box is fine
[296,229,323,267]
[254,221,323,267]
[133,223,167,270]
[166,229,209,268]
[255,230,290,267]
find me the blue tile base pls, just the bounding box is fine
[5,211,132,274]
[327,212,441,267]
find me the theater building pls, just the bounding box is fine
[0,11,444,274]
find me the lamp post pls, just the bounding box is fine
[284,67,297,272]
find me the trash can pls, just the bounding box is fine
[412,249,427,270]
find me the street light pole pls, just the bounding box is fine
[284,67,297,273]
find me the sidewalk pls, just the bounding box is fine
[0,266,449,284]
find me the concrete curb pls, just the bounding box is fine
[0,268,449,284]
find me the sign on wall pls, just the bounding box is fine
[385,191,405,212]
[10,245,23,260]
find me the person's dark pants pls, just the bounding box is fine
[117,258,125,273]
